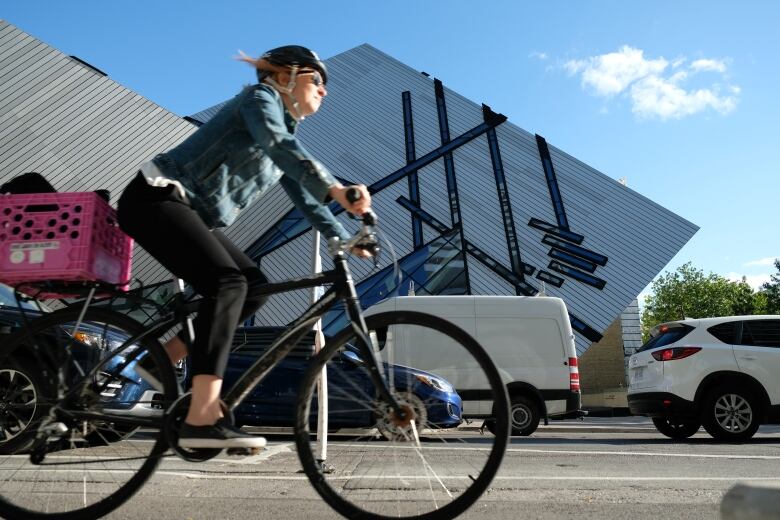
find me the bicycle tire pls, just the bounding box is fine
[294,310,510,519]
[0,306,178,519]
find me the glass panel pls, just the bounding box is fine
[741,320,780,347]
[707,321,738,344]
[323,233,467,335]
[637,324,694,353]
[418,252,466,295]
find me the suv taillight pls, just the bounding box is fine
[651,346,701,361]
[568,357,580,393]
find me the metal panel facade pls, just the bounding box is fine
[0,23,697,354]
[0,20,197,287]
[199,44,697,353]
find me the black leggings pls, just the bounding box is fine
[117,173,268,377]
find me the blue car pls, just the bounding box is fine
[1,281,462,449]
[0,284,156,451]
[225,327,463,437]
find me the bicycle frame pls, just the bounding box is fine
[45,248,404,427]
[222,250,404,415]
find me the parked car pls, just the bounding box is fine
[225,326,463,438]
[628,315,780,441]
[0,283,163,452]
[0,281,461,449]
[0,284,54,452]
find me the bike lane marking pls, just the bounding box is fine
[504,448,780,460]
[211,443,293,464]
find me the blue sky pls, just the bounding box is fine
[3,1,778,300]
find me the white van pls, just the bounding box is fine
[366,295,583,436]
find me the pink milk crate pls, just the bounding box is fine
[0,192,133,298]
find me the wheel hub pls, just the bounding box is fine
[715,394,752,432]
[511,405,530,429]
[389,404,416,429]
[375,392,427,441]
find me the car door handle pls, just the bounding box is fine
[739,356,756,361]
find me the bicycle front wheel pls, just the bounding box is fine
[294,311,510,519]
[0,306,178,519]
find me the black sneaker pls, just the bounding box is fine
[178,421,267,449]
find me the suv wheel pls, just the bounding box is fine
[652,417,700,440]
[701,389,760,442]
[0,357,52,454]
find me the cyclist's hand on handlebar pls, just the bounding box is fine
[329,184,371,216]
[351,246,375,258]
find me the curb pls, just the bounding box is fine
[721,483,780,519]
[458,424,656,434]
[538,426,656,434]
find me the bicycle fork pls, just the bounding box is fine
[334,254,408,421]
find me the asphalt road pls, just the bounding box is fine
[6,418,780,519]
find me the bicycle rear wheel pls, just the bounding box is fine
[294,311,510,519]
[0,306,178,519]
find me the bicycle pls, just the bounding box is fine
[0,205,510,519]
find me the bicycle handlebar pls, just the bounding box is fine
[330,187,380,257]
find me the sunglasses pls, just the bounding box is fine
[297,69,324,87]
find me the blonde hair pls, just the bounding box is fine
[235,50,286,77]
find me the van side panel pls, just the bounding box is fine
[367,296,580,419]
[475,317,568,390]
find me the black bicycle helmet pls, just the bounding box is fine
[257,45,328,84]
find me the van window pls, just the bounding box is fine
[637,323,694,353]
[707,321,738,344]
[740,320,780,348]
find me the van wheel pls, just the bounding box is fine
[701,388,760,442]
[652,417,700,440]
[510,396,540,436]
[485,395,540,437]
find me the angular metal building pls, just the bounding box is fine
[0,20,698,354]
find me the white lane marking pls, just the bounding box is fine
[333,444,780,460]
[506,448,780,460]
[3,468,780,483]
[4,443,779,462]
[212,443,293,464]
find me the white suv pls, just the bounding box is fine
[628,315,780,441]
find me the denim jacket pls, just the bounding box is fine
[151,83,349,240]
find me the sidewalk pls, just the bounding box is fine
[455,416,656,434]
[540,416,656,434]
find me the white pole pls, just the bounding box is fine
[311,230,328,463]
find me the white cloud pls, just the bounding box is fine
[726,272,771,290]
[745,257,779,267]
[691,58,727,73]
[630,75,737,119]
[565,46,667,97]
[563,46,739,120]
[529,51,548,61]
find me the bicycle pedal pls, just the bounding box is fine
[226,447,263,457]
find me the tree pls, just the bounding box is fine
[641,262,768,341]
[759,259,780,314]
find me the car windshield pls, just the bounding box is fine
[0,283,51,312]
[636,323,694,353]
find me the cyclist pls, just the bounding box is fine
[117,45,372,449]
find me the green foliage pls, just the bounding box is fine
[759,259,780,314]
[641,262,771,341]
